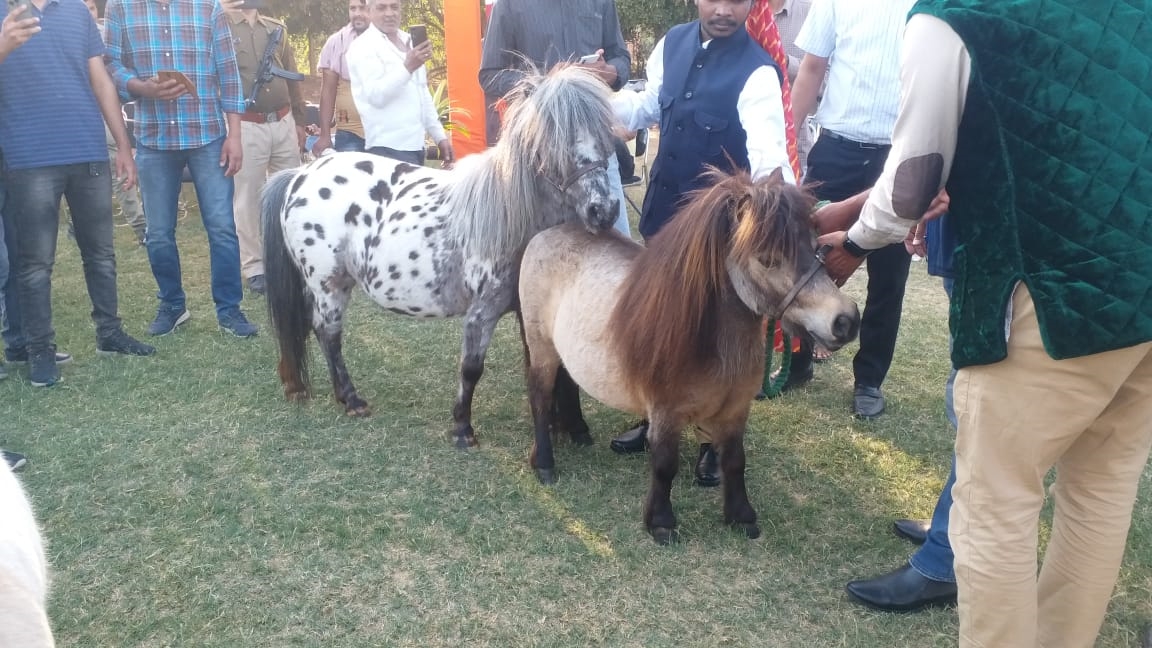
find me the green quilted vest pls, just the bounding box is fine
[910,0,1152,368]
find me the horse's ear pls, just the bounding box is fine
[767,167,785,185]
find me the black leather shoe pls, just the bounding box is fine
[893,518,930,545]
[845,563,957,612]
[609,421,648,455]
[852,385,886,419]
[694,443,720,488]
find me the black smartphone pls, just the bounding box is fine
[409,24,428,47]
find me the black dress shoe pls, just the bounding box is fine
[892,518,930,545]
[694,443,720,488]
[609,421,648,454]
[852,385,886,419]
[846,563,957,612]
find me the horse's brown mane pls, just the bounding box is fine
[607,168,816,401]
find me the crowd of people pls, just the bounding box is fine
[1,0,1150,645]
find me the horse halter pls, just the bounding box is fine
[767,244,834,321]
[544,158,610,193]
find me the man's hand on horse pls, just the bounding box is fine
[815,230,866,286]
[811,190,868,235]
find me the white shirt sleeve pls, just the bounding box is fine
[739,66,796,184]
[612,37,665,132]
[794,0,836,58]
[849,14,970,249]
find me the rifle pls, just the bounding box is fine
[246,25,306,109]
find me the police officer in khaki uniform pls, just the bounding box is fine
[227,0,306,295]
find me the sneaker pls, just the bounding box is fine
[148,307,190,336]
[4,348,73,365]
[219,309,258,338]
[29,348,60,387]
[2,450,26,471]
[97,329,157,356]
[621,175,643,187]
[247,274,266,296]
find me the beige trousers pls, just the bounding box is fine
[951,285,1152,648]
[234,115,300,279]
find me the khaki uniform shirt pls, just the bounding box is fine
[228,12,305,124]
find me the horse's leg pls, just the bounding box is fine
[715,426,759,539]
[312,278,369,416]
[553,365,593,446]
[451,297,506,448]
[526,355,562,485]
[644,414,683,545]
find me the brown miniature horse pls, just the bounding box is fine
[518,169,860,544]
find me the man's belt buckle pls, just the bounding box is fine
[263,111,280,123]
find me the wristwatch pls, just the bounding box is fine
[842,235,875,258]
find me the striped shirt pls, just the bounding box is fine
[773,0,812,80]
[794,0,914,144]
[0,0,107,169]
[104,0,245,150]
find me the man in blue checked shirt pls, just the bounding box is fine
[104,0,259,338]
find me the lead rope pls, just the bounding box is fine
[757,200,832,401]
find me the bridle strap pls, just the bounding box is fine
[768,244,833,321]
[546,158,610,193]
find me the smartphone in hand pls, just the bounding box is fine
[409,24,428,47]
[578,53,601,64]
[7,0,31,15]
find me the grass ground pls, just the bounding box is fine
[2,192,1150,647]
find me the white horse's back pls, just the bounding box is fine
[0,465,53,647]
[520,224,642,414]
[279,153,470,317]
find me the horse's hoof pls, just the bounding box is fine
[569,430,594,447]
[345,404,371,417]
[649,527,679,545]
[453,434,479,450]
[284,389,310,402]
[730,522,761,540]
[535,467,557,484]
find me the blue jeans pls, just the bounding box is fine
[136,137,243,317]
[333,130,365,152]
[0,167,25,353]
[5,163,123,351]
[908,277,958,583]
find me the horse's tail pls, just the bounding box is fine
[262,168,313,396]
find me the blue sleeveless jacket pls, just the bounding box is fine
[639,22,780,238]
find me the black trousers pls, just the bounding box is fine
[796,132,911,389]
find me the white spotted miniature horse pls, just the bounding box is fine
[0,464,54,647]
[261,66,620,448]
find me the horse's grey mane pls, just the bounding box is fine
[445,65,616,260]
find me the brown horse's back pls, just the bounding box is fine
[520,224,644,415]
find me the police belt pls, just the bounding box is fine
[240,105,291,124]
